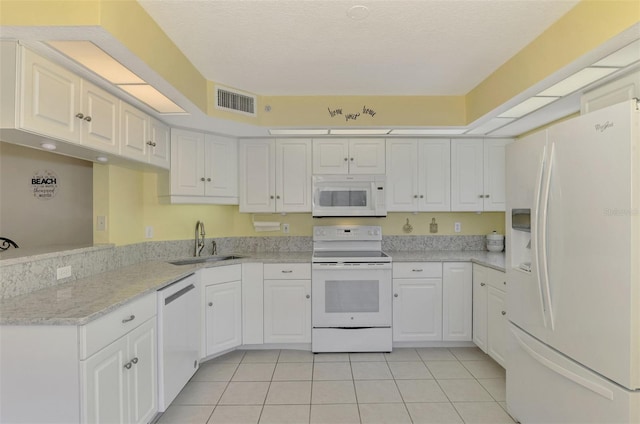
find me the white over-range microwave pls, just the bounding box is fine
[312,175,387,217]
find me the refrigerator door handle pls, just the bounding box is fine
[512,326,614,400]
[539,141,556,330]
[533,144,549,326]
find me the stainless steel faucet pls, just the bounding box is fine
[194,221,206,257]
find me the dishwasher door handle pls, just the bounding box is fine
[165,284,196,306]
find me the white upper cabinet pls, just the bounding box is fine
[239,139,312,213]
[386,139,450,212]
[119,102,149,161]
[20,46,82,143]
[313,139,385,174]
[167,129,238,204]
[148,118,171,169]
[79,80,120,154]
[451,138,510,211]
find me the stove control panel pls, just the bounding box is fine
[313,225,382,242]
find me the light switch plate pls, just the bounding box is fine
[57,266,72,280]
[454,222,462,233]
[283,223,290,234]
[145,226,154,239]
[96,215,106,231]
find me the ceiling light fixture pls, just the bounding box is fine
[388,129,468,135]
[466,118,516,135]
[268,129,329,135]
[96,156,109,163]
[498,97,559,118]
[329,129,391,135]
[593,39,640,67]
[40,142,56,150]
[537,67,618,97]
[118,84,186,114]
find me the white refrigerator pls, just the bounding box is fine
[505,99,640,423]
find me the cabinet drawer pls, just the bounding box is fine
[393,262,442,279]
[264,263,311,280]
[486,267,507,291]
[80,293,156,360]
[201,264,242,285]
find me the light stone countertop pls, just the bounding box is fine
[0,250,503,326]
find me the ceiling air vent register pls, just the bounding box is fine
[215,86,257,116]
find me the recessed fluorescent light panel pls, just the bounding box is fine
[329,129,391,135]
[47,41,144,84]
[498,97,559,118]
[593,39,640,67]
[118,84,186,114]
[269,129,329,135]
[466,118,516,135]
[538,67,618,97]
[389,129,467,135]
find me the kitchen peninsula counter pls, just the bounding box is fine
[1,250,503,326]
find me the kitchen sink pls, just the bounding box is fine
[168,255,244,266]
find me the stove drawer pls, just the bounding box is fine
[393,262,442,279]
[264,263,311,280]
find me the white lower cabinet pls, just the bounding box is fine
[472,263,507,367]
[442,262,473,341]
[263,263,311,344]
[201,265,243,357]
[83,317,157,424]
[392,263,443,342]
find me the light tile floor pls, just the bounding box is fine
[157,347,515,424]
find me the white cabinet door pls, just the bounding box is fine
[276,139,312,212]
[205,281,242,356]
[20,47,82,143]
[242,263,264,345]
[487,287,507,368]
[127,318,157,424]
[392,278,443,342]
[312,139,349,174]
[442,262,472,341]
[119,102,149,161]
[205,134,238,199]
[171,129,206,196]
[348,139,386,174]
[483,139,509,211]
[451,139,484,211]
[386,139,419,212]
[81,80,119,154]
[83,337,128,424]
[472,264,488,353]
[149,118,171,169]
[264,279,311,344]
[239,139,276,212]
[418,139,451,211]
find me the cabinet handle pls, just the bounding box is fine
[503,281,506,285]
[350,157,354,161]
[146,141,157,147]
[306,294,310,299]
[501,311,507,316]
[124,361,132,370]
[419,195,424,198]
[83,115,92,122]
[208,302,213,307]
[478,194,484,198]
[413,195,418,198]
[486,194,490,198]
[394,293,399,298]
[281,270,293,273]
[412,269,423,272]
[344,157,348,162]
[207,178,212,182]
[276,195,280,199]
[201,177,206,181]
[122,315,135,323]
[131,357,139,364]
[480,282,486,286]
[75,113,84,119]
[270,195,275,199]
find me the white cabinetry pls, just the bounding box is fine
[472,264,507,367]
[263,263,311,344]
[83,317,157,424]
[119,102,149,161]
[451,139,509,211]
[148,118,171,168]
[167,128,238,204]
[386,139,450,211]
[239,139,312,213]
[80,80,120,154]
[392,262,443,342]
[442,262,472,341]
[201,265,243,357]
[242,263,264,345]
[313,138,385,174]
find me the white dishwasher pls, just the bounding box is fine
[157,273,200,411]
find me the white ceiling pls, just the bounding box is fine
[137,0,579,96]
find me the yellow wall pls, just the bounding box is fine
[94,165,504,246]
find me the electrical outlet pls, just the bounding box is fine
[96,215,106,231]
[145,226,154,239]
[454,222,462,233]
[57,266,72,280]
[283,223,290,234]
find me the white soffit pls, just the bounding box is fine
[137,0,578,96]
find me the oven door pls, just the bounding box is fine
[312,263,392,327]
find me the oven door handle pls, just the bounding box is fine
[312,262,392,270]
